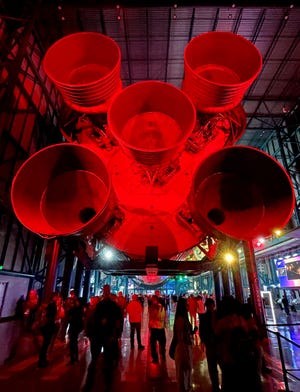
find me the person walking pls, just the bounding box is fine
[282,295,290,315]
[66,290,84,364]
[187,294,198,329]
[24,289,40,332]
[95,285,123,390]
[199,297,220,392]
[148,294,167,364]
[196,295,205,329]
[37,292,58,368]
[116,291,127,341]
[82,296,101,392]
[126,294,145,350]
[239,303,263,392]
[84,296,101,365]
[172,297,196,392]
[215,296,250,392]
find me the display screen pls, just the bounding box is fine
[286,260,300,280]
[276,256,300,287]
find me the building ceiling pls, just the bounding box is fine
[33,0,300,148]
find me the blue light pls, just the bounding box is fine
[276,260,286,269]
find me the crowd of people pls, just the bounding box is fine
[13,286,270,392]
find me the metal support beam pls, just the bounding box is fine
[82,269,91,304]
[231,257,244,304]
[61,248,76,299]
[213,268,222,306]
[43,239,60,302]
[74,258,84,296]
[221,267,230,297]
[243,240,266,332]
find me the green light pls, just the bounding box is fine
[0,265,3,270]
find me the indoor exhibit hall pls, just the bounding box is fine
[1,1,300,392]
[0,301,300,392]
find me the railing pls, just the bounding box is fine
[266,325,300,392]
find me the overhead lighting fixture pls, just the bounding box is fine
[273,228,283,237]
[224,252,235,264]
[103,249,113,260]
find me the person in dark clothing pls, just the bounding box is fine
[23,289,40,332]
[282,295,290,315]
[172,297,196,392]
[83,284,123,392]
[38,292,58,368]
[95,285,123,365]
[239,303,264,392]
[66,290,84,364]
[15,295,25,320]
[215,296,263,392]
[116,291,127,341]
[84,296,101,366]
[199,297,220,392]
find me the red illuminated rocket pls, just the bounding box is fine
[11,31,295,260]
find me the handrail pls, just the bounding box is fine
[266,328,300,348]
[266,323,300,327]
[266,326,300,392]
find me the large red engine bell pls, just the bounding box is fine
[11,144,113,237]
[183,32,262,113]
[43,32,121,113]
[10,31,295,260]
[189,146,295,240]
[108,81,196,166]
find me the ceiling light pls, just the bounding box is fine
[104,249,113,260]
[224,252,234,264]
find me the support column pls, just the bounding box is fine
[43,239,60,302]
[95,270,101,295]
[221,267,230,297]
[82,269,91,304]
[232,255,244,303]
[124,276,129,297]
[61,249,75,300]
[74,259,84,297]
[213,268,222,305]
[106,275,112,286]
[243,240,266,329]
[268,257,278,284]
[175,277,180,296]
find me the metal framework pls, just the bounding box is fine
[0,2,63,290]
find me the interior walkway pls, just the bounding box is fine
[0,304,299,392]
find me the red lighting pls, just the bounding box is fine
[9,31,296,261]
[253,237,265,249]
[141,276,163,285]
[183,32,262,113]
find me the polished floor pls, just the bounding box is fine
[263,305,300,391]
[0,304,300,392]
